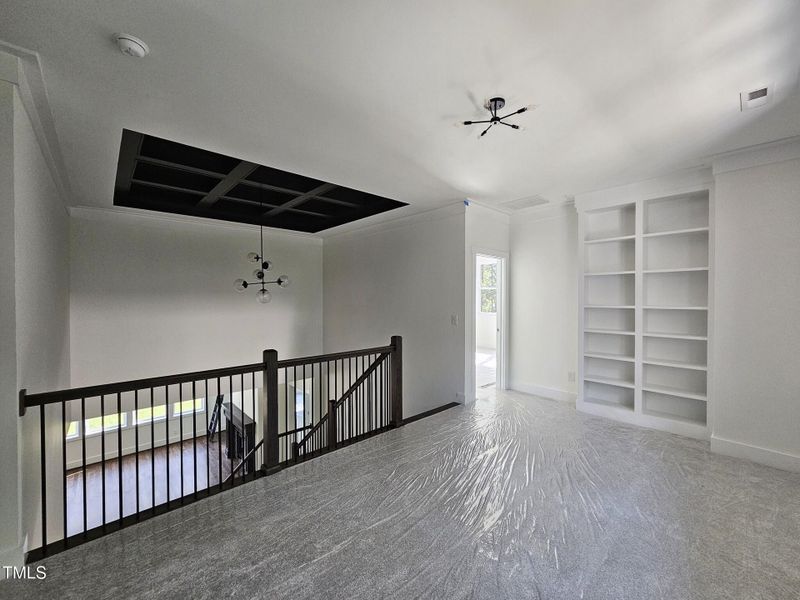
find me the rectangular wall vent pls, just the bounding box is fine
[740,85,773,111]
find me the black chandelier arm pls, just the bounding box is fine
[499,107,528,120]
[479,123,494,137]
[243,279,284,286]
[499,121,520,129]
[463,119,492,125]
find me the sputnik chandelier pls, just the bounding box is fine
[233,188,290,303]
[463,97,530,138]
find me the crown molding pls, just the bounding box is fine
[68,205,324,244]
[321,202,465,242]
[574,166,713,212]
[711,136,800,176]
[510,200,576,224]
[0,42,73,207]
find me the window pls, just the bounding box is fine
[84,413,128,436]
[65,421,80,440]
[132,404,167,424]
[480,263,497,313]
[172,397,205,417]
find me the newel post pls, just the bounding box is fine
[390,335,403,427]
[327,399,337,451]
[263,349,280,474]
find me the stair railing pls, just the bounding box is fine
[18,336,402,561]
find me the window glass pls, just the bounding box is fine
[66,421,80,440]
[480,263,498,313]
[133,404,167,424]
[172,397,205,417]
[84,413,128,436]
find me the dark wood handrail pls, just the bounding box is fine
[21,362,263,407]
[276,344,392,368]
[21,344,393,409]
[295,351,390,449]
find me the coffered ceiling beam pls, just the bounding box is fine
[263,183,338,216]
[197,160,259,207]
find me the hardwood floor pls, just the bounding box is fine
[65,434,244,537]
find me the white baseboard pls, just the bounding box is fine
[509,382,577,403]
[711,434,800,473]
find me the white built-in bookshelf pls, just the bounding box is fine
[577,182,712,439]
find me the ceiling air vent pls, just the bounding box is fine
[740,85,772,111]
[502,195,548,211]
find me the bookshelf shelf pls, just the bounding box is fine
[578,187,711,439]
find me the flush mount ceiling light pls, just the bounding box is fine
[114,33,149,58]
[463,97,531,138]
[234,190,290,304]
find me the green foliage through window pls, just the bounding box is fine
[480,263,497,313]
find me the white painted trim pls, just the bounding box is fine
[510,382,577,403]
[68,205,324,244]
[0,51,18,85]
[510,201,576,224]
[322,202,464,242]
[0,43,73,206]
[464,198,514,216]
[711,136,800,175]
[711,435,800,473]
[574,167,712,212]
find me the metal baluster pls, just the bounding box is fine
[251,371,256,480]
[240,373,245,480]
[179,383,184,500]
[116,392,123,524]
[192,380,198,496]
[285,367,289,459]
[134,390,139,519]
[81,397,87,537]
[165,386,170,507]
[62,401,67,545]
[228,375,233,487]
[101,395,106,528]
[217,377,222,491]
[40,406,47,553]
[348,357,353,442]
[150,387,155,511]
[204,379,209,493]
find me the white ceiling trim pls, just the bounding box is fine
[0,41,73,206]
[68,205,324,244]
[711,135,800,175]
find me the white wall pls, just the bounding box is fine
[711,152,800,471]
[0,76,71,565]
[69,209,323,386]
[0,77,19,569]
[323,204,466,418]
[509,204,579,402]
[465,203,510,399]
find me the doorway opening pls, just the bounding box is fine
[475,253,504,393]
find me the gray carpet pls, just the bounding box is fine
[2,390,799,599]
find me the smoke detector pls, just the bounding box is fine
[740,85,772,111]
[114,33,149,58]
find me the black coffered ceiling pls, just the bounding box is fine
[114,130,407,233]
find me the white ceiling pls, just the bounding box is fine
[2,0,799,216]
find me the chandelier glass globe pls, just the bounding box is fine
[277,275,290,288]
[256,288,272,304]
[234,278,248,292]
[247,252,260,263]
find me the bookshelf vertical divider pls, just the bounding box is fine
[576,180,712,440]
